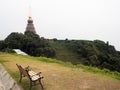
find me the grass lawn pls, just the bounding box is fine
[0,53,120,90]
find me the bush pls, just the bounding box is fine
[1,48,16,53]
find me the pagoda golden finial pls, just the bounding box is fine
[29,16,32,20]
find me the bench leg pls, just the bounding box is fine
[39,79,44,90]
[29,81,32,90]
[19,72,22,83]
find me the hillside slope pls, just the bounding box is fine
[0,53,120,90]
[49,40,120,72]
[49,40,80,64]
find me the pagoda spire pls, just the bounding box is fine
[24,4,36,34]
[28,4,32,20]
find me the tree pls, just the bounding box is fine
[0,40,7,50]
[5,32,25,49]
[2,32,56,57]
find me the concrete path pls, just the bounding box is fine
[0,64,22,90]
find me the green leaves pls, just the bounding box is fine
[0,32,56,58]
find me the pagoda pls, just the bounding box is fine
[25,16,36,34]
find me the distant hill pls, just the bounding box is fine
[49,39,120,72]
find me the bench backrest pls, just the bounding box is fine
[16,64,29,77]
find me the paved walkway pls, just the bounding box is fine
[0,64,22,90]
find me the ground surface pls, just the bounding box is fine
[0,53,120,90]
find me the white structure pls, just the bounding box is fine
[13,49,28,55]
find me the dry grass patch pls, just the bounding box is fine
[0,53,120,90]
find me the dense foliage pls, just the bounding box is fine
[0,32,55,57]
[50,40,120,72]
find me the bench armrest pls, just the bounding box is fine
[25,66,31,71]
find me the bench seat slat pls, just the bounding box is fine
[29,71,37,76]
[28,71,41,81]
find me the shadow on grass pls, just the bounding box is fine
[0,59,8,64]
[19,80,44,90]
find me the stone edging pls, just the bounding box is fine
[0,64,22,90]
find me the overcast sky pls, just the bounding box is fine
[0,0,120,50]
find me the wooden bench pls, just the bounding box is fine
[16,64,44,90]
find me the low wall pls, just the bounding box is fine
[0,64,22,90]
